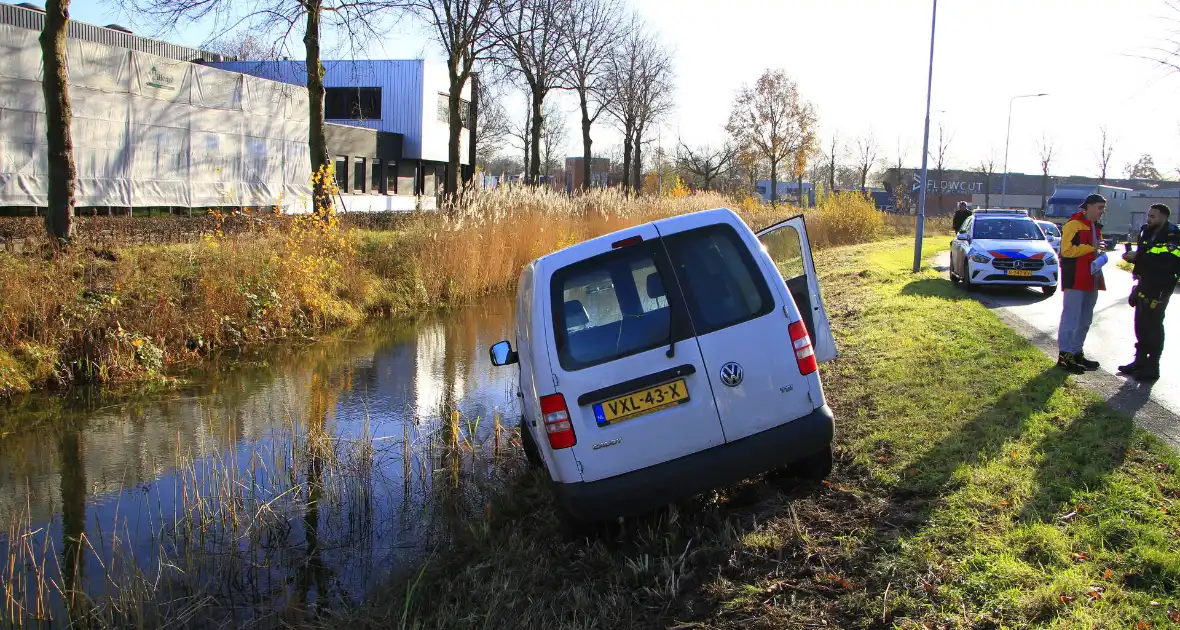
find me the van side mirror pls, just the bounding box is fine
[955,233,970,241]
[489,340,518,367]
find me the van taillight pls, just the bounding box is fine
[539,394,576,449]
[789,320,817,375]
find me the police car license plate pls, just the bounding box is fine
[593,379,689,426]
[1007,269,1033,277]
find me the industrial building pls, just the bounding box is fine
[209,59,476,199]
[0,2,459,214]
[882,167,1174,216]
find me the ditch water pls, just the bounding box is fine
[0,295,521,627]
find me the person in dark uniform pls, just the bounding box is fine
[952,201,973,233]
[1118,203,1180,381]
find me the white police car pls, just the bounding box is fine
[949,209,1059,296]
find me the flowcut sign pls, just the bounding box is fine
[911,173,983,195]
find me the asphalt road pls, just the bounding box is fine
[933,250,1180,447]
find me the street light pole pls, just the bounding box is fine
[912,0,938,273]
[1000,93,1048,208]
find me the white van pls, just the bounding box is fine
[489,208,837,523]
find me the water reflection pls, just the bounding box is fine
[0,295,520,624]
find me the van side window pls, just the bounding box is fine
[663,224,774,336]
[551,248,676,370]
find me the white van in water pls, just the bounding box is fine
[489,208,837,522]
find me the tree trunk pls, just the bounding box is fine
[40,0,75,242]
[984,175,991,208]
[59,426,85,618]
[529,90,543,184]
[797,171,805,207]
[769,160,778,207]
[304,1,331,218]
[632,136,642,196]
[579,88,592,192]
[621,130,633,197]
[1041,173,1048,215]
[828,156,836,194]
[444,64,465,199]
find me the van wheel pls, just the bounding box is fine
[520,418,542,469]
[1041,286,1057,297]
[790,445,833,480]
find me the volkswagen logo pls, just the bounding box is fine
[720,362,744,387]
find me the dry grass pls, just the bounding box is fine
[0,188,936,398]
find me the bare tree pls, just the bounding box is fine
[207,33,277,59]
[540,99,568,179]
[890,140,908,211]
[854,133,878,194]
[560,0,622,192]
[726,69,816,207]
[128,0,402,217]
[930,124,952,213]
[474,79,511,170]
[507,103,533,177]
[603,17,672,196]
[40,0,75,241]
[825,133,841,194]
[631,48,674,195]
[1037,136,1056,215]
[406,0,504,197]
[496,0,570,184]
[676,140,736,192]
[976,153,997,209]
[1097,124,1114,184]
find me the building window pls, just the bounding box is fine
[353,157,366,193]
[325,87,381,119]
[371,159,383,194]
[334,156,348,192]
[387,162,398,195]
[436,93,471,128]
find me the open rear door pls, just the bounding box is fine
[755,216,837,362]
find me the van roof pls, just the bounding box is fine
[536,207,744,268]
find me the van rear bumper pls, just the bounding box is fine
[552,405,835,522]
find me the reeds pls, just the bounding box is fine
[0,187,941,398]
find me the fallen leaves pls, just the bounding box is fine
[1086,586,1104,601]
[824,573,852,590]
[1103,568,1114,580]
[1071,552,1090,563]
[1136,622,1152,630]
[1169,608,1180,623]
[1059,595,1076,604]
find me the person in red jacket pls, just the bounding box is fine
[1056,194,1107,374]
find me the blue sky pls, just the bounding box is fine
[66,0,1180,178]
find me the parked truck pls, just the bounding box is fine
[1044,184,1135,244]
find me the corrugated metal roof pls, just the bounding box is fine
[0,2,224,62]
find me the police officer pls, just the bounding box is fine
[1118,203,1180,381]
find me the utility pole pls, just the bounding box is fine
[913,0,938,273]
[1000,93,1049,207]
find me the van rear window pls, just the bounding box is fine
[550,224,774,371]
[663,224,773,336]
[551,246,674,371]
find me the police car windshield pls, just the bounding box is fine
[973,218,1044,241]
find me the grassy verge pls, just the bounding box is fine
[368,238,1180,629]
[0,189,938,400]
